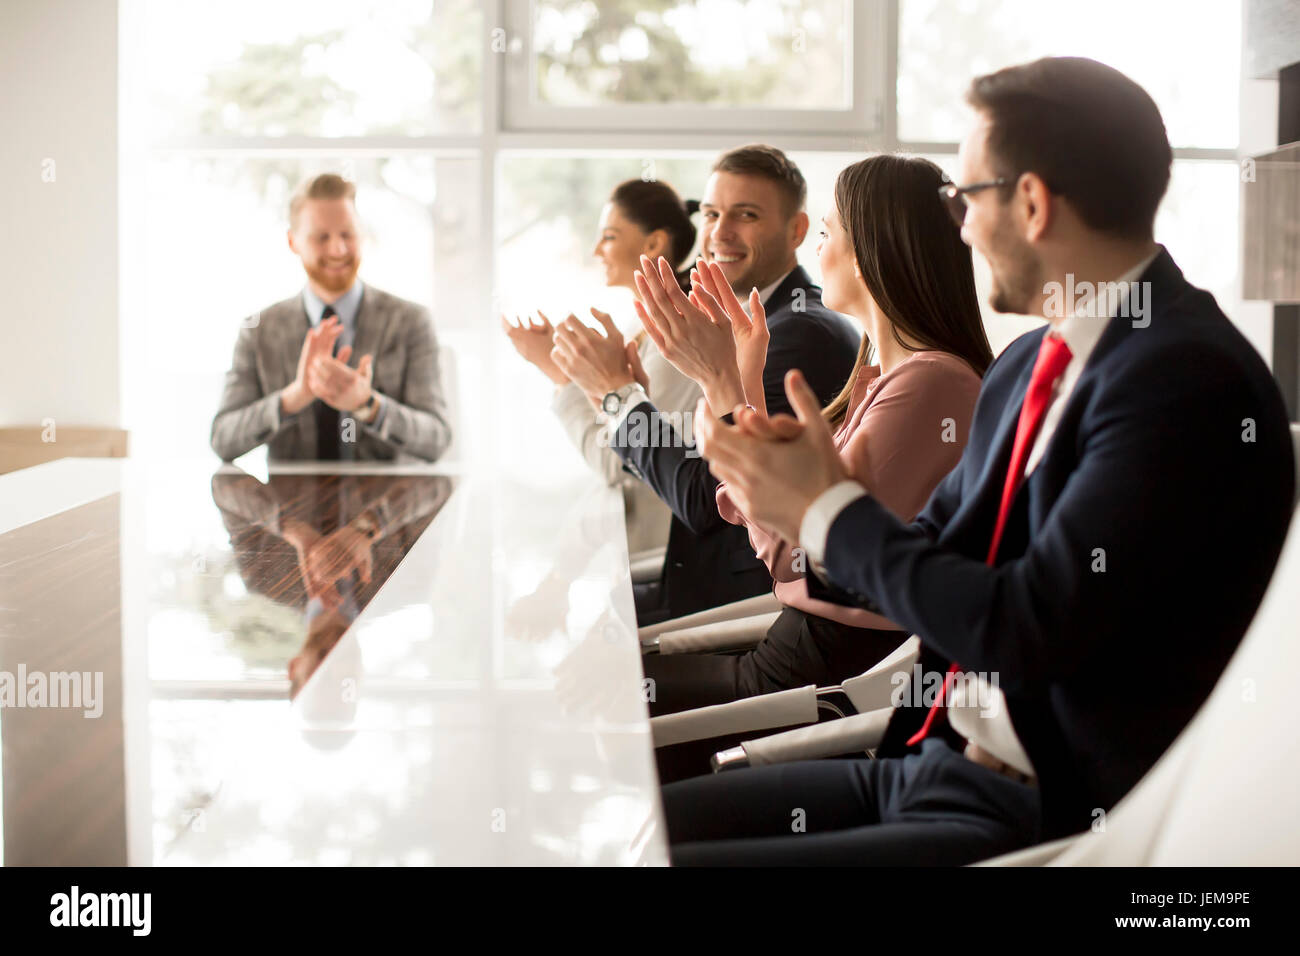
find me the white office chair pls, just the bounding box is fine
[650,636,921,750]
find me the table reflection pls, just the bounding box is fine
[0,456,666,866]
[210,469,455,698]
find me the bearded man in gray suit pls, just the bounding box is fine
[211,173,452,463]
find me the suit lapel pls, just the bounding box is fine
[1062,246,1185,400]
[969,247,1187,551]
[968,329,1044,517]
[350,282,393,368]
[279,298,311,390]
[762,265,813,325]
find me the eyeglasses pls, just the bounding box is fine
[938,177,1008,227]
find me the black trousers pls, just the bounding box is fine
[645,607,907,715]
[662,739,1042,866]
[645,607,908,782]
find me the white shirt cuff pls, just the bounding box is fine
[948,680,1036,779]
[604,385,649,436]
[799,480,867,567]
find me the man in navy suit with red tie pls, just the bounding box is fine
[665,57,1295,865]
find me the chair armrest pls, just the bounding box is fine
[840,636,921,713]
[629,546,666,585]
[651,611,780,655]
[728,706,894,767]
[650,685,818,749]
[638,592,782,642]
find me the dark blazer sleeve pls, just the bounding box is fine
[760,321,845,419]
[609,400,723,535]
[608,311,831,534]
[815,343,1292,693]
[805,462,961,611]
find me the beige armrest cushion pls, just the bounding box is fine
[638,592,782,642]
[651,685,818,749]
[741,706,894,766]
[656,612,780,655]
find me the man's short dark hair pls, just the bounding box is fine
[712,144,807,217]
[966,57,1172,239]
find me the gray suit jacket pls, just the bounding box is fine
[210,283,453,462]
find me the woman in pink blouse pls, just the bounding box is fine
[637,156,994,763]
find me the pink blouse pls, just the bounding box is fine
[716,350,982,630]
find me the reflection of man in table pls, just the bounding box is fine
[210,173,453,463]
[210,469,454,696]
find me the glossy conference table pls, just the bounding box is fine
[0,454,666,865]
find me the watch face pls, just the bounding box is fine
[602,392,620,414]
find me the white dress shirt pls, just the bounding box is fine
[799,249,1160,776]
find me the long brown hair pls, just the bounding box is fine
[822,155,992,428]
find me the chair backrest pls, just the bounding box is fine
[1046,504,1300,865]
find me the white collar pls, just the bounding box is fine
[743,267,795,316]
[1052,248,1160,365]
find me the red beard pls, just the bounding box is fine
[304,258,360,296]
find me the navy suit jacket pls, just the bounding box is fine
[811,248,1295,839]
[615,265,860,620]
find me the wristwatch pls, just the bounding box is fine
[601,383,646,417]
[355,392,381,420]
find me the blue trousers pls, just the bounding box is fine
[663,739,1042,866]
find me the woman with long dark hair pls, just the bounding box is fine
[503,178,703,554]
[636,155,992,777]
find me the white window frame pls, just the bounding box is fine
[500,0,887,135]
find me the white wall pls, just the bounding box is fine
[0,0,119,428]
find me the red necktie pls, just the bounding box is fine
[907,332,1074,746]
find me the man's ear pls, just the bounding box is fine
[287,228,299,255]
[1017,172,1054,243]
[789,210,809,249]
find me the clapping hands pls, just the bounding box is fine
[633,255,769,417]
[501,311,569,385]
[694,369,848,545]
[689,257,771,416]
[282,317,376,417]
[549,308,650,406]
